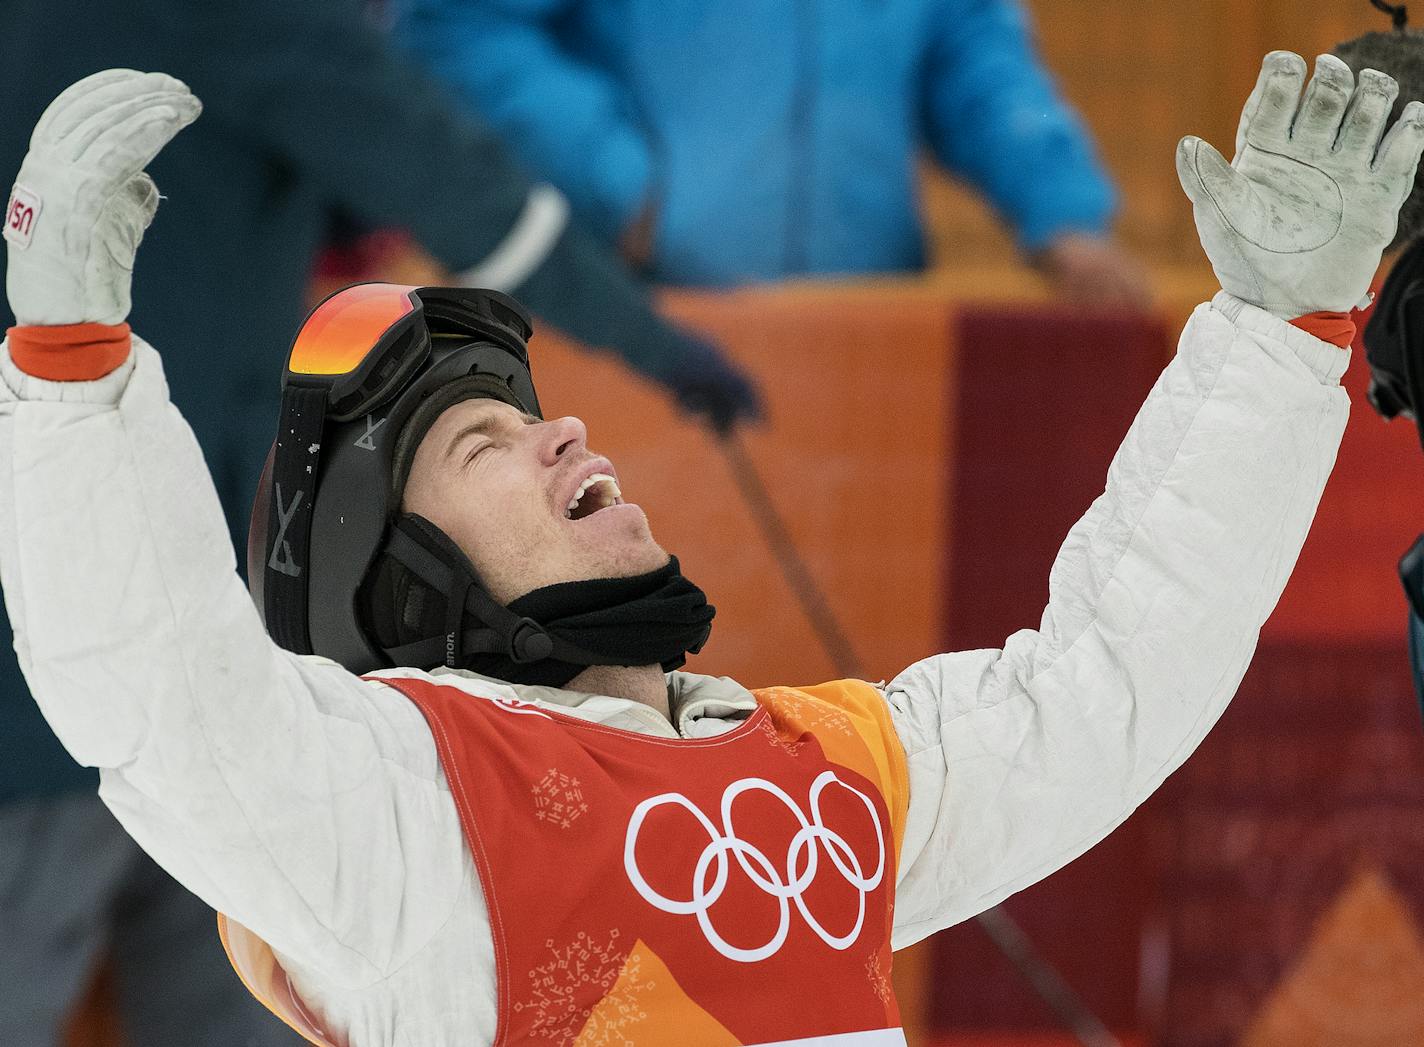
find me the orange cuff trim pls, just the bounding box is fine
[1289,311,1355,348]
[6,323,132,381]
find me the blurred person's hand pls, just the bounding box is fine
[619,197,659,273]
[1033,233,1153,308]
[653,333,763,434]
[615,200,765,433]
[5,69,201,327]
[1178,51,1424,320]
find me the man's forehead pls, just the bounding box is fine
[423,397,538,462]
[437,397,525,428]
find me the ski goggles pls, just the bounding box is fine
[285,283,428,422]
[284,282,538,422]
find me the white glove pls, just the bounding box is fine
[1178,51,1424,319]
[4,69,201,327]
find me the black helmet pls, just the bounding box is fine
[248,283,545,673]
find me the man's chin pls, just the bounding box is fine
[613,534,671,579]
[596,529,669,580]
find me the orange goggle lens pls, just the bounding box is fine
[287,283,419,377]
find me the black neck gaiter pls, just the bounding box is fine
[462,556,716,688]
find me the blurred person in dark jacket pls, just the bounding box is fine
[395,0,1149,304]
[1333,16,1424,722]
[0,1,758,1043]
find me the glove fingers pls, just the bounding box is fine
[63,88,197,162]
[1335,68,1399,157]
[107,179,157,262]
[1290,54,1354,149]
[31,69,142,143]
[39,71,187,148]
[1374,99,1424,186]
[1237,50,1307,154]
[82,97,202,184]
[1176,135,1254,222]
[123,172,161,231]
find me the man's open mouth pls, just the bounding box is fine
[564,473,624,521]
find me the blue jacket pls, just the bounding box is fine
[397,0,1118,285]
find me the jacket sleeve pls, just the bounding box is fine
[884,296,1349,948]
[0,339,469,991]
[921,0,1116,252]
[395,0,654,245]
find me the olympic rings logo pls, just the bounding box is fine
[623,771,886,963]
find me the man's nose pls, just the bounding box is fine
[538,415,588,464]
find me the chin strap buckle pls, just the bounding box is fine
[508,617,554,663]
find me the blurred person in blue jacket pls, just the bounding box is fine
[0,0,757,1043]
[395,0,1149,303]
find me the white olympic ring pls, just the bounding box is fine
[486,697,553,720]
[623,770,886,963]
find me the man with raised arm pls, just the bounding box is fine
[3,54,1419,1046]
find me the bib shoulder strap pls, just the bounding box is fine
[752,679,911,855]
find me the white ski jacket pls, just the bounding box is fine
[0,293,1347,1045]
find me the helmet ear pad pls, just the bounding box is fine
[362,513,479,655]
[362,512,556,669]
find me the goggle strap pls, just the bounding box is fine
[264,385,330,654]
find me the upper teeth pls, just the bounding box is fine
[567,473,621,516]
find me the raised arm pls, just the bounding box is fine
[886,52,1424,945]
[0,71,468,988]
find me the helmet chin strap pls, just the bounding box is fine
[374,514,714,687]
